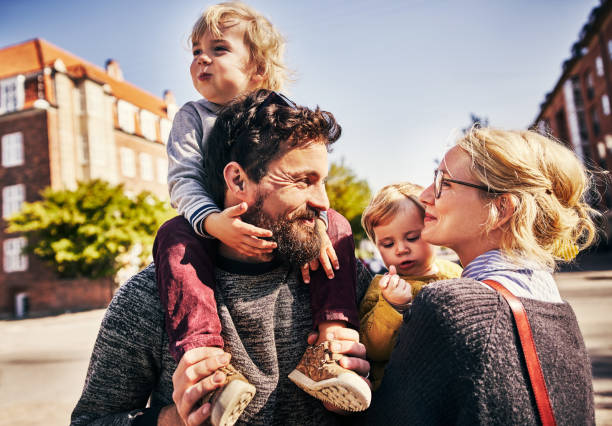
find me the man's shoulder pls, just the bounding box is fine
[106,264,163,333]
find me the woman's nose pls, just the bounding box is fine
[420,184,434,205]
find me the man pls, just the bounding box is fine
[71,90,371,426]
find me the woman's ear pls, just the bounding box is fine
[223,162,250,200]
[492,193,515,230]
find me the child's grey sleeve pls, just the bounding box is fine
[166,103,221,237]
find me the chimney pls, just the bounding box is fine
[164,90,178,120]
[163,90,176,105]
[105,59,124,81]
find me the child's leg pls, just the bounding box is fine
[309,208,359,343]
[154,216,256,425]
[288,209,371,411]
[153,216,223,362]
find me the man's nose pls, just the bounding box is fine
[309,183,330,213]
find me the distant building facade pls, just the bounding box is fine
[0,39,177,317]
[534,1,612,220]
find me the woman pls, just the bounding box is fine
[368,128,599,425]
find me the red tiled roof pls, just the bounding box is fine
[0,38,169,118]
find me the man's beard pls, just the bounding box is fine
[242,194,322,266]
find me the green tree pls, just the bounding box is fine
[7,180,174,280]
[326,161,372,242]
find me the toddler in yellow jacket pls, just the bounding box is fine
[359,182,462,389]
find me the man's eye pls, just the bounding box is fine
[214,46,229,53]
[192,49,202,56]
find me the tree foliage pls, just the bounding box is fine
[7,180,174,280]
[326,161,372,241]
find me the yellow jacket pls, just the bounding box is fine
[359,258,463,389]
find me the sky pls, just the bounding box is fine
[0,0,601,192]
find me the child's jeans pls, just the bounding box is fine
[153,209,359,362]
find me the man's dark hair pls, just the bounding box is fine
[203,89,342,206]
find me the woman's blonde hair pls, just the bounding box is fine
[191,2,288,91]
[362,182,425,243]
[457,127,599,268]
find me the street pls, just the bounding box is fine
[0,269,611,425]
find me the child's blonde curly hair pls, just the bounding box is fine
[362,182,425,243]
[191,2,288,92]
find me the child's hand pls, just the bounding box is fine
[204,202,277,257]
[379,265,412,306]
[301,218,339,284]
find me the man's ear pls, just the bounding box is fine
[223,161,250,200]
[492,193,515,230]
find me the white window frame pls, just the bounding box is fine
[596,56,604,77]
[160,118,171,145]
[602,95,611,116]
[3,237,28,272]
[140,110,157,141]
[0,75,25,114]
[117,100,136,134]
[2,183,25,218]
[156,157,167,184]
[120,147,136,177]
[139,152,153,181]
[2,132,24,167]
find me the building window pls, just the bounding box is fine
[596,56,604,76]
[585,70,594,100]
[117,100,136,133]
[139,152,153,181]
[2,132,24,167]
[590,107,601,137]
[140,110,157,141]
[3,183,25,218]
[602,95,611,115]
[160,118,171,144]
[120,147,136,177]
[4,237,28,272]
[156,157,167,184]
[0,76,25,114]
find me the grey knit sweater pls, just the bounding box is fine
[71,260,371,425]
[367,278,595,426]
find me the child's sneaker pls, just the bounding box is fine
[288,341,371,412]
[201,363,256,426]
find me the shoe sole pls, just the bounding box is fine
[288,369,371,412]
[210,379,256,426]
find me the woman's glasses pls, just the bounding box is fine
[433,169,501,199]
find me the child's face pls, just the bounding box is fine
[373,199,436,276]
[190,21,263,104]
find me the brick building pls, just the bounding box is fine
[533,0,612,223]
[0,39,177,317]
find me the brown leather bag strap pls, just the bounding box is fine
[482,279,557,426]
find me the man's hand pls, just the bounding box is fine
[170,347,230,426]
[301,218,339,283]
[379,265,412,306]
[307,327,371,414]
[204,203,277,258]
